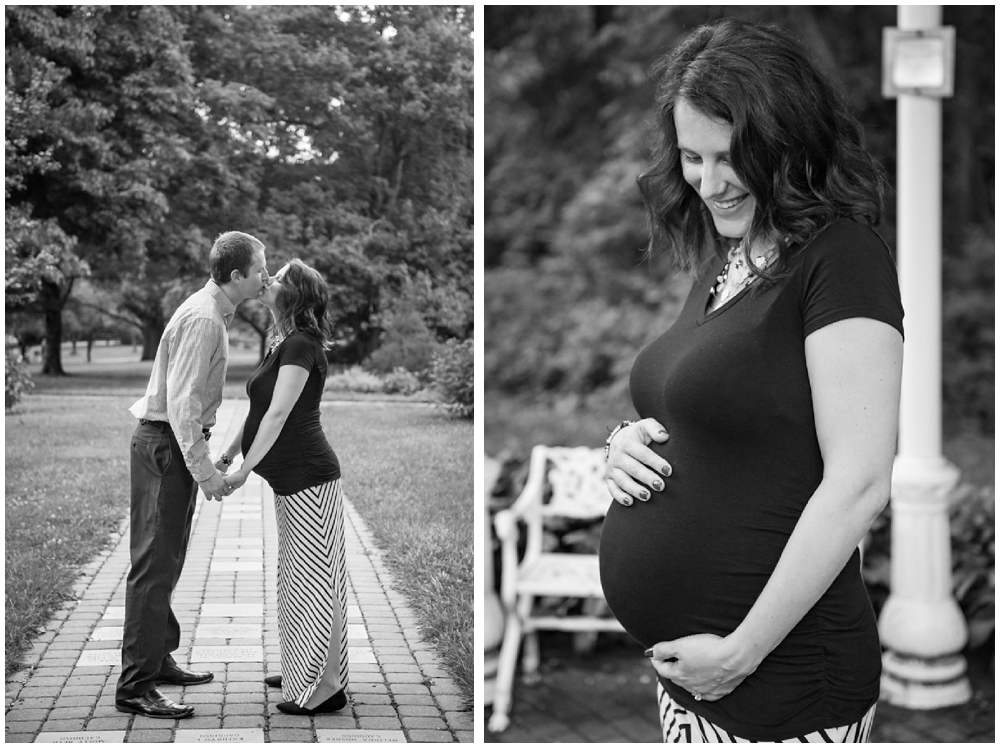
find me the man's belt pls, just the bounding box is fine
[139,419,212,441]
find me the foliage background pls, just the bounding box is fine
[6,5,473,379]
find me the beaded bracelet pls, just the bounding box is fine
[604,420,636,459]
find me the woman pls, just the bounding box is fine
[219,259,349,716]
[598,19,903,743]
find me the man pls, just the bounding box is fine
[115,232,268,719]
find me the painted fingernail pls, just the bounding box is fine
[662,464,672,477]
[652,479,663,491]
[622,497,633,506]
[644,648,655,658]
[639,490,650,501]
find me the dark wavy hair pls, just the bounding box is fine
[273,259,333,348]
[637,18,887,279]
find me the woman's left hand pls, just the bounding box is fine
[225,469,249,492]
[646,634,758,702]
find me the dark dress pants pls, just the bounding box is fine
[116,421,198,699]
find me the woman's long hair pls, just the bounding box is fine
[638,18,887,278]
[273,259,333,348]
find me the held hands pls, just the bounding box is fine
[198,471,231,502]
[604,418,673,506]
[645,634,759,702]
[224,468,249,492]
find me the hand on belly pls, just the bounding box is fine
[646,633,758,702]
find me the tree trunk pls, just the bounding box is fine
[141,320,165,361]
[40,283,66,375]
[235,307,270,364]
[386,152,407,212]
[137,299,166,362]
[86,338,94,363]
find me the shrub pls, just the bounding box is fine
[485,265,690,397]
[382,367,422,395]
[943,226,994,435]
[5,351,33,410]
[949,484,995,649]
[431,338,473,418]
[366,306,442,379]
[325,366,384,394]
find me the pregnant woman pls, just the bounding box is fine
[599,19,903,743]
[220,259,350,716]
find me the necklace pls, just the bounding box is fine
[712,239,770,307]
[267,333,286,357]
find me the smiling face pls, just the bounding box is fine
[674,98,756,240]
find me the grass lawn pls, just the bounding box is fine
[327,402,473,701]
[24,343,270,400]
[25,343,436,403]
[6,350,473,704]
[5,395,136,676]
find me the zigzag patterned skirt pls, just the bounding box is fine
[274,479,350,708]
[658,683,876,743]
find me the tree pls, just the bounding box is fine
[6,6,474,371]
[5,310,45,360]
[4,207,88,364]
[203,5,474,361]
[64,281,134,362]
[6,6,197,373]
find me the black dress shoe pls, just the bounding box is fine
[264,675,282,688]
[276,689,348,715]
[156,660,214,686]
[115,687,195,719]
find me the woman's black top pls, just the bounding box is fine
[243,331,340,495]
[599,219,904,740]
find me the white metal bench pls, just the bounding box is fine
[488,445,624,733]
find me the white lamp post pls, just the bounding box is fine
[878,4,971,709]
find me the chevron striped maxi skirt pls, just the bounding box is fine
[274,479,350,709]
[658,683,876,743]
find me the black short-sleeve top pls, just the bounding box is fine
[598,219,903,740]
[242,331,340,495]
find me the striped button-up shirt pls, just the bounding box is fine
[129,280,237,482]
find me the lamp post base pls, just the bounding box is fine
[880,650,972,709]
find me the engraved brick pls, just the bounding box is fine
[407,730,455,743]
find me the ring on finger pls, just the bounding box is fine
[694,693,703,701]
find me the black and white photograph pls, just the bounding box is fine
[484,5,993,743]
[6,5,473,743]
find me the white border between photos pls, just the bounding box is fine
[473,2,485,743]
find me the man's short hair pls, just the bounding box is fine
[210,232,265,283]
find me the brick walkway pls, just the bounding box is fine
[5,400,472,743]
[484,634,995,743]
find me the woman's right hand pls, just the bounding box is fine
[604,419,672,507]
[224,468,249,492]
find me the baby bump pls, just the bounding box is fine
[599,494,775,649]
[600,498,704,647]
